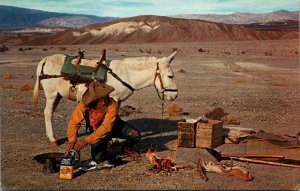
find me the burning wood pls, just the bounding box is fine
[146,148,176,172]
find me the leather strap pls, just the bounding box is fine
[153,62,178,100]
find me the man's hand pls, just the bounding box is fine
[66,142,76,153]
[74,140,88,152]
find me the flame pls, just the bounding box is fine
[146,148,175,171]
[167,140,178,162]
[146,148,158,165]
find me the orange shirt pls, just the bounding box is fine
[67,98,118,144]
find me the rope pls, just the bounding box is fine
[160,98,165,139]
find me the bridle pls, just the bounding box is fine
[154,62,178,141]
[154,62,178,101]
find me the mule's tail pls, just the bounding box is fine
[33,57,47,109]
[33,76,40,109]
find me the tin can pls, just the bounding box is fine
[43,158,55,174]
[59,165,74,179]
[59,150,80,180]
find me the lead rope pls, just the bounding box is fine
[154,62,165,141]
[160,95,165,139]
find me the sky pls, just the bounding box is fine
[0,0,298,17]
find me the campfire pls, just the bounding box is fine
[146,148,176,172]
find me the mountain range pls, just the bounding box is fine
[0,5,298,32]
[0,6,298,45]
[173,10,299,24]
[0,5,116,31]
[2,15,295,46]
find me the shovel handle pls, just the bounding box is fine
[231,157,300,169]
[221,154,285,158]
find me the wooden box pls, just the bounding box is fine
[196,120,223,148]
[178,121,196,148]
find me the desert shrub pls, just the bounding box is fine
[234,79,246,83]
[172,48,178,52]
[119,105,142,117]
[2,73,12,79]
[59,47,67,51]
[224,51,231,55]
[264,50,272,56]
[42,48,48,51]
[295,50,298,54]
[157,50,162,54]
[198,48,205,53]
[18,48,24,51]
[177,69,187,73]
[205,107,228,120]
[139,49,144,53]
[223,115,240,125]
[0,45,9,52]
[272,83,285,87]
[241,51,246,54]
[16,100,27,104]
[1,84,13,89]
[115,48,119,52]
[164,102,183,117]
[20,84,34,91]
[146,49,152,54]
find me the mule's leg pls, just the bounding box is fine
[44,92,62,146]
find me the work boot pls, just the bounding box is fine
[92,151,107,164]
[121,146,140,160]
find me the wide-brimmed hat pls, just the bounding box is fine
[82,81,115,106]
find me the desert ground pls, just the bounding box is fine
[1,39,300,190]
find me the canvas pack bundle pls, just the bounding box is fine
[246,130,300,161]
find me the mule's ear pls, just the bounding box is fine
[158,51,177,66]
[167,51,177,63]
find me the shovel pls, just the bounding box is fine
[206,148,300,169]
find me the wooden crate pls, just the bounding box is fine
[178,121,196,148]
[196,120,223,148]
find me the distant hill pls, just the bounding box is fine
[173,10,299,25]
[243,20,299,29]
[0,5,116,31]
[6,15,297,46]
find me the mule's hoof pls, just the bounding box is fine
[50,141,58,147]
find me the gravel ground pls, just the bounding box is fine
[1,40,300,190]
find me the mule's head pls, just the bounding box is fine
[155,51,178,101]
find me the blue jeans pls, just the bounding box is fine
[89,117,141,163]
